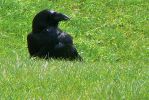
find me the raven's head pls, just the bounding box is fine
[32,9,70,33]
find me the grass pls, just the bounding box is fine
[0,0,149,99]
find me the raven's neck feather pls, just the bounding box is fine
[32,24,59,33]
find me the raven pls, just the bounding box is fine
[27,9,82,60]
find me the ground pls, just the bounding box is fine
[0,0,148,99]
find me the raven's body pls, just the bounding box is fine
[27,27,59,59]
[27,10,82,60]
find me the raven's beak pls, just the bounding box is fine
[63,14,70,21]
[55,13,70,21]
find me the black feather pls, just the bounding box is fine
[27,9,82,60]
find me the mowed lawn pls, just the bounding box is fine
[0,0,148,99]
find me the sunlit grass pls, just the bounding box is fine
[0,0,148,99]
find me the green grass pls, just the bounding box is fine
[0,0,149,99]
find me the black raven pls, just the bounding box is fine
[27,9,82,60]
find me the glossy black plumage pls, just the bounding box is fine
[27,9,82,60]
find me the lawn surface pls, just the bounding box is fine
[0,0,149,99]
